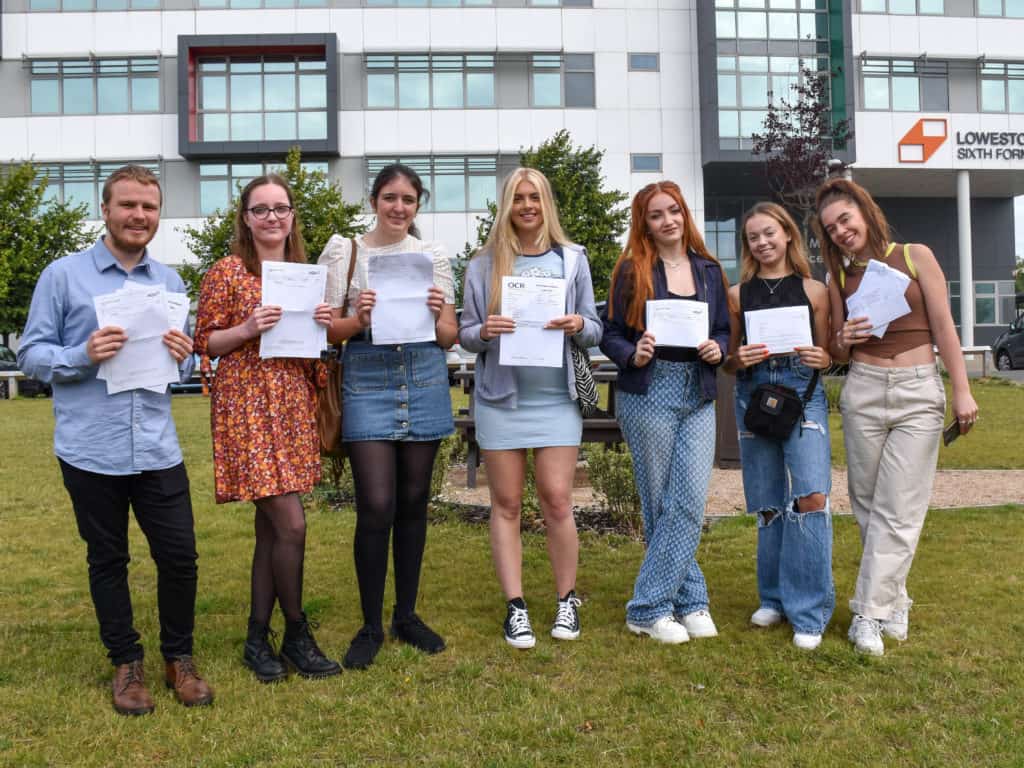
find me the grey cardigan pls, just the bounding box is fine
[458,243,602,409]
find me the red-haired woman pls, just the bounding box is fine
[815,177,977,656]
[599,181,730,644]
[196,174,340,682]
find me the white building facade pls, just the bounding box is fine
[1,0,1020,343]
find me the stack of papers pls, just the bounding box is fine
[646,299,709,348]
[259,262,328,359]
[93,280,190,395]
[845,259,911,338]
[499,275,567,367]
[368,252,436,345]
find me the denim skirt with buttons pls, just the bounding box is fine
[342,340,454,442]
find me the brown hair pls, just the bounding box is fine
[608,181,723,330]
[101,164,162,206]
[739,202,811,282]
[813,177,891,287]
[233,174,307,276]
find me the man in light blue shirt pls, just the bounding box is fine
[18,165,214,716]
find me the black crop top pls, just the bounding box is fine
[656,290,700,362]
[739,274,815,345]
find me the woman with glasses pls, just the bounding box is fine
[722,202,834,651]
[600,181,730,645]
[195,174,341,683]
[319,163,456,670]
[458,168,601,649]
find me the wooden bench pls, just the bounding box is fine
[452,364,623,488]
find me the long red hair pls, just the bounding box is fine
[608,181,721,330]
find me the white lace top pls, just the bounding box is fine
[317,233,456,314]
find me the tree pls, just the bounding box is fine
[0,163,96,346]
[1015,256,1024,294]
[750,63,852,259]
[456,130,629,302]
[179,146,365,298]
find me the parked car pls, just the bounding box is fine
[0,344,52,398]
[170,353,216,395]
[992,315,1024,371]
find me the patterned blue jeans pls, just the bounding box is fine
[618,360,715,626]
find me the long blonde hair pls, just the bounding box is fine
[479,168,570,315]
[739,202,811,282]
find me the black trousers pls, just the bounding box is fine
[58,460,198,666]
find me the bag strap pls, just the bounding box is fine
[801,369,820,404]
[341,238,358,318]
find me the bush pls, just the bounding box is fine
[823,375,844,413]
[585,446,643,539]
[430,435,463,502]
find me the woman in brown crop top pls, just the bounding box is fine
[813,177,978,658]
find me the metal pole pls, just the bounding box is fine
[956,170,974,346]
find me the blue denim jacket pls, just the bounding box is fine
[458,243,602,409]
[599,253,730,401]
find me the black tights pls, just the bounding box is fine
[349,440,440,631]
[250,493,306,625]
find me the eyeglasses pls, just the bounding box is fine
[247,204,294,220]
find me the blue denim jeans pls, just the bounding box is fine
[735,355,834,635]
[618,360,715,626]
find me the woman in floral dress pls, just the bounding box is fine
[195,174,340,683]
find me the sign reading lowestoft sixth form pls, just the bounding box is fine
[898,118,1024,163]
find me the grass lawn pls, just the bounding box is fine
[1,396,1022,767]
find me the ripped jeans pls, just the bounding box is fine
[735,355,834,635]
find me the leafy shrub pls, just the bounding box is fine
[585,446,642,539]
[823,376,844,413]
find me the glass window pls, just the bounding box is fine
[35,161,159,219]
[980,62,1024,112]
[737,11,767,36]
[891,76,920,110]
[29,57,159,116]
[630,154,662,172]
[718,75,738,107]
[629,53,659,72]
[565,55,596,108]
[716,11,737,37]
[532,55,563,107]
[981,78,1006,111]
[366,54,495,109]
[861,0,886,10]
[861,59,947,112]
[196,53,328,142]
[768,12,798,38]
[199,160,328,215]
[30,79,60,114]
[863,77,890,109]
[719,110,740,138]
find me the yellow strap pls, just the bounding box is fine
[903,243,917,279]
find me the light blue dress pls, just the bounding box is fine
[475,251,583,450]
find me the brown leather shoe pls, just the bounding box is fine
[164,656,214,708]
[112,659,155,716]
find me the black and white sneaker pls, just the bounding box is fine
[551,590,582,640]
[503,598,536,649]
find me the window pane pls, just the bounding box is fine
[860,0,885,10]
[30,81,59,114]
[299,74,327,109]
[132,0,160,7]
[719,110,740,137]
[62,0,91,8]
[533,72,561,106]
[629,54,659,71]
[398,72,430,109]
[631,154,662,172]
[433,72,463,108]
[718,75,737,107]
[231,113,262,140]
[200,180,229,215]
[864,77,889,110]
[1008,0,1024,17]
[889,0,915,13]
[65,182,96,218]
[298,111,328,140]
[565,72,595,107]
[367,74,395,108]
[976,297,996,324]
[978,0,1001,13]
[203,114,229,141]
[919,0,944,13]
[128,78,158,112]
[96,0,127,8]
[768,12,798,38]
[468,175,495,210]
[891,77,919,110]
[716,11,737,38]
[921,76,948,111]
[434,174,466,211]
[97,77,129,113]
[63,79,94,115]
[30,0,60,8]
[740,109,768,136]
[466,73,494,107]
[265,112,296,140]
[264,74,296,110]
[741,75,768,107]
[231,74,263,111]
[1008,80,1024,112]
[737,11,767,37]
[981,80,1006,111]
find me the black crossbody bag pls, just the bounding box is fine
[743,372,819,441]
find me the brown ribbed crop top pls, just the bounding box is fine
[838,243,932,359]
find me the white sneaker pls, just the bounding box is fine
[627,615,690,644]
[793,632,822,651]
[750,607,784,627]
[881,608,908,641]
[551,591,582,641]
[849,614,884,656]
[680,609,718,639]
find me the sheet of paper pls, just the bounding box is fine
[102,336,179,395]
[846,259,911,337]
[645,299,709,349]
[368,252,436,345]
[744,305,813,354]
[259,262,327,359]
[94,287,169,341]
[499,276,566,367]
[93,288,178,393]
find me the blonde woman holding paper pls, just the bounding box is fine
[722,202,834,651]
[815,177,977,657]
[458,167,601,649]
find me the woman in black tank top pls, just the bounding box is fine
[722,202,835,651]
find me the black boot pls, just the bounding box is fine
[243,619,288,684]
[280,614,342,679]
[343,625,385,670]
[390,608,446,655]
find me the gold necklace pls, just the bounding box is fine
[662,258,686,270]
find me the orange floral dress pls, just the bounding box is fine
[195,256,323,503]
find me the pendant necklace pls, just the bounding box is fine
[760,275,788,295]
[662,258,685,270]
